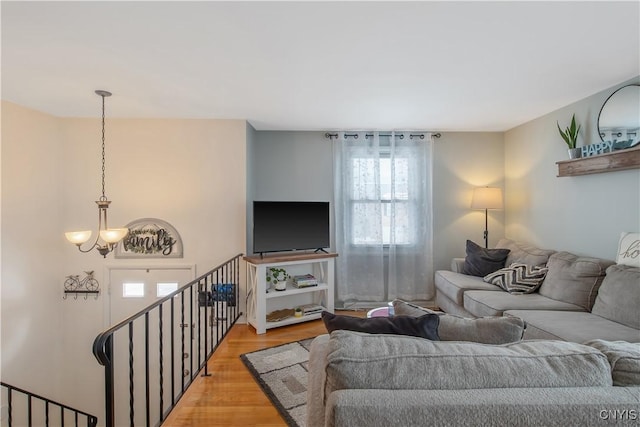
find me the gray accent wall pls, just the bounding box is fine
[249,131,334,255]
[246,122,257,252]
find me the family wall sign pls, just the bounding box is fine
[115,218,183,259]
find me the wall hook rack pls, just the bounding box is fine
[63,271,100,300]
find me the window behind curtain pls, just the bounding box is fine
[351,155,414,245]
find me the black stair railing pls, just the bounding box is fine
[0,382,98,427]
[92,254,243,427]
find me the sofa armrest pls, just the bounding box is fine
[451,258,465,273]
[307,334,331,427]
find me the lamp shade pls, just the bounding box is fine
[471,187,503,210]
[100,228,129,244]
[65,230,92,245]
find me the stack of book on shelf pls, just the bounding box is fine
[292,274,318,288]
[298,304,324,316]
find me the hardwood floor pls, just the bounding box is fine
[162,311,365,426]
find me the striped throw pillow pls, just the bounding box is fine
[483,263,549,294]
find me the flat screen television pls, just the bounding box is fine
[253,201,330,255]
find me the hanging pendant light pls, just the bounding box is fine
[65,90,128,257]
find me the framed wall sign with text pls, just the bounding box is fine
[115,218,183,259]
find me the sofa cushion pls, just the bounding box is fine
[461,240,510,277]
[393,299,525,344]
[435,270,501,305]
[464,290,584,318]
[483,263,549,294]
[591,264,640,329]
[321,311,440,340]
[584,339,640,386]
[324,331,612,396]
[505,310,640,343]
[496,238,556,267]
[539,252,614,310]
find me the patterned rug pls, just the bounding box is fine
[240,337,316,427]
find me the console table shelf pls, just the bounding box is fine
[556,146,640,177]
[244,252,336,334]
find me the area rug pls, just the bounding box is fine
[240,337,316,427]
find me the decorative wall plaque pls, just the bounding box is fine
[115,218,183,258]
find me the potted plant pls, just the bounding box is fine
[266,267,289,291]
[557,114,582,159]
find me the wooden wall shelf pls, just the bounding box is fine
[556,145,640,177]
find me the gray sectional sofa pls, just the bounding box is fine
[307,332,640,427]
[306,239,640,426]
[435,239,640,343]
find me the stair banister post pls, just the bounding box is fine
[104,334,115,427]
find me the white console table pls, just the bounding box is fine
[244,252,336,334]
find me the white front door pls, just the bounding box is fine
[107,266,195,427]
[108,266,195,326]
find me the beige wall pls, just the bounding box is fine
[1,101,247,419]
[1,102,65,398]
[504,78,640,259]
[432,132,505,270]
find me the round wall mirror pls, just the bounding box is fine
[597,84,640,149]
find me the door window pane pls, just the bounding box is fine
[122,282,145,298]
[157,282,178,297]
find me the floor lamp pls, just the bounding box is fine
[471,187,503,248]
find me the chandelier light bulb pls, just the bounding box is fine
[100,228,129,244]
[65,230,92,245]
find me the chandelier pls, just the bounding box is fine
[65,90,129,257]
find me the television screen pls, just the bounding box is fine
[253,201,330,254]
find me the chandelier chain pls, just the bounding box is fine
[100,93,107,202]
[65,89,127,258]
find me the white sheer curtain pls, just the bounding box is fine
[333,131,433,307]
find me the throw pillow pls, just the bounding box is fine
[483,263,549,294]
[616,232,640,268]
[461,240,510,277]
[392,299,525,344]
[321,311,440,340]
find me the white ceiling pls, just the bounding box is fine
[2,1,639,131]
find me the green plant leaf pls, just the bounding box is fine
[557,122,570,146]
[569,115,576,135]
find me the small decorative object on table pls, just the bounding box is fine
[367,306,392,318]
[266,308,294,322]
[557,113,581,159]
[298,304,324,316]
[292,273,318,288]
[266,267,289,291]
[294,307,303,317]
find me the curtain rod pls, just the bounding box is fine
[324,132,441,140]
